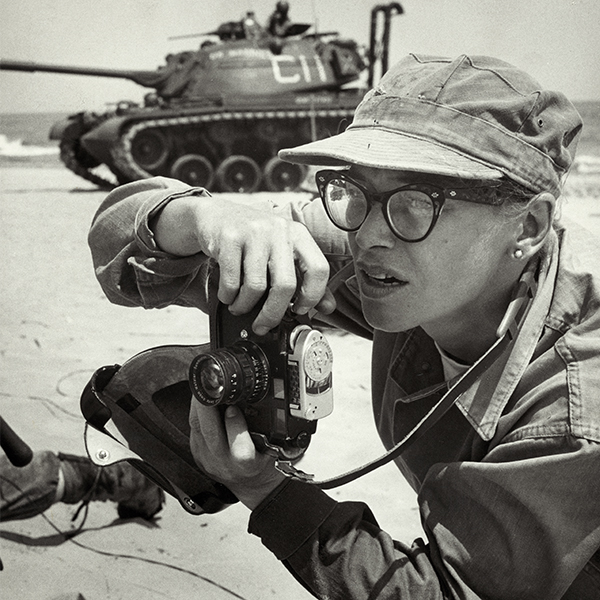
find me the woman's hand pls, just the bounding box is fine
[189,402,286,510]
[153,194,335,334]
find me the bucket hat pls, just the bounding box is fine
[280,54,583,196]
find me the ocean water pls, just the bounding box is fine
[0,112,65,166]
[1,102,599,171]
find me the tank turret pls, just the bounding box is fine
[0,3,403,192]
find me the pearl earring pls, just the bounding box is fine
[513,248,524,260]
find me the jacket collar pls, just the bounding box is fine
[454,229,559,440]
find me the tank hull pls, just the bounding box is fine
[69,91,364,192]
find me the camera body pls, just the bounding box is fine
[189,292,334,461]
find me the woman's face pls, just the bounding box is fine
[347,165,520,338]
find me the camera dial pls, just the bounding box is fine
[304,340,333,380]
[189,342,270,406]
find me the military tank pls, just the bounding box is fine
[0,3,402,192]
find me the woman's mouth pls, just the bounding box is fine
[358,268,408,297]
[365,272,404,284]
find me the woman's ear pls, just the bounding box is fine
[513,192,555,260]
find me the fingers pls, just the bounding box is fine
[227,236,280,318]
[217,218,330,334]
[290,237,331,316]
[313,287,337,316]
[245,244,300,335]
[216,242,243,306]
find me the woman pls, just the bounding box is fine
[89,54,600,598]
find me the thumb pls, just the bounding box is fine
[224,406,256,462]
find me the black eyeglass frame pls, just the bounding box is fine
[315,169,504,243]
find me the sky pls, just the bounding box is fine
[1,0,599,113]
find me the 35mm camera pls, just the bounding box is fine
[189,292,334,461]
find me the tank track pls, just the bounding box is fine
[110,107,357,190]
[59,138,117,189]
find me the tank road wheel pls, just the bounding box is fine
[130,129,171,171]
[215,155,262,193]
[263,157,307,192]
[170,154,215,189]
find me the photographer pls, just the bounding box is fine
[88,54,600,599]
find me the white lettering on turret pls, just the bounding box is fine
[298,55,311,83]
[314,55,328,82]
[271,55,301,84]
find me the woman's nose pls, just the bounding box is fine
[354,202,396,249]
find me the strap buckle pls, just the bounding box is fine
[275,460,315,483]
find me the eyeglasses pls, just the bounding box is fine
[315,170,505,243]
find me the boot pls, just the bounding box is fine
[1,450,61,521]
[58,453,165,520]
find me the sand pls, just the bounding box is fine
[0,166,598,600]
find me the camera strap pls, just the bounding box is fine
[275,267,537,490]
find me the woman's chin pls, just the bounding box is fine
[361,299,416,333]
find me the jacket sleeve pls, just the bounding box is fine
[248,435,600,600]
[88,177,213,310]
[249,478,444,599]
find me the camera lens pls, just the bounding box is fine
[189,342,270,407]
[198,359,226,400]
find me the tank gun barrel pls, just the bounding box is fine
[0,59,162,87]
[168,32,217,40]
[302,31,339,39]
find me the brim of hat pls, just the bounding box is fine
[279,128,504,181]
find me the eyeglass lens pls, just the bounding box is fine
[323,177,437,241]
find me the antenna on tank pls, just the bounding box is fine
[311,0,319,34]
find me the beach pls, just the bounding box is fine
[0,165,599,599]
